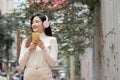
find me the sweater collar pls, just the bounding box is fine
[40,32,46,38]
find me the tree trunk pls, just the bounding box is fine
[92,1,102,80]
[70,55,75,80]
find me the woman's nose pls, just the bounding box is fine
[32,23,36,27]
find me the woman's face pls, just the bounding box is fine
[31,16,44,33]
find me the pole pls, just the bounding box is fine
[70,54,74,80]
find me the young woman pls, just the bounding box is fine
[18,13,58,80]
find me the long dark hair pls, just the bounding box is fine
[25,13,52,47]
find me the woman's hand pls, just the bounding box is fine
[33,39,45,50]
[28,42,37,52]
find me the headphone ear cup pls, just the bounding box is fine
[43,16,50,28]
[43,20,49,28]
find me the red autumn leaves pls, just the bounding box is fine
[29,0,69,11]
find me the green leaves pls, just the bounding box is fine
[0,12,22,61]
[0,0,98,79]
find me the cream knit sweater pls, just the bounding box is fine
[18,33,58,80]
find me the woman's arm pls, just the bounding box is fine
[42,37,58,67]
[18,38,31,67]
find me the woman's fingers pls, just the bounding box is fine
[29,42,37,51]
[32,39,45,49]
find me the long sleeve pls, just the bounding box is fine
[18,38,31,67]
[42,37,58,67]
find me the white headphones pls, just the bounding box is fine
[43,15,50,28]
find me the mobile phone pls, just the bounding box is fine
[32,32,40,41]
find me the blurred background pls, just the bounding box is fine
[0,0,120,80]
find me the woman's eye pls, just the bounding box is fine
[36,20,40,23]
[32,20,40,24]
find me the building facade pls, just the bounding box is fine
[93,0,120,80]
[0,0,14,14]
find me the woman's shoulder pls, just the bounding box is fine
[47,36,58,44]
[48,36,57,41]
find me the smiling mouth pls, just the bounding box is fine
[33,26,38,29]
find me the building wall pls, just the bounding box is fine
[101,0,120,80]
[0,0,14,14]
[93,0,120,80]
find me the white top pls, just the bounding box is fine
[18,33,58,80]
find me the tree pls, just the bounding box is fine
[52,2,94,79]
[7,0,100,79]
[0,11,24,70]
[0,13,14,71]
